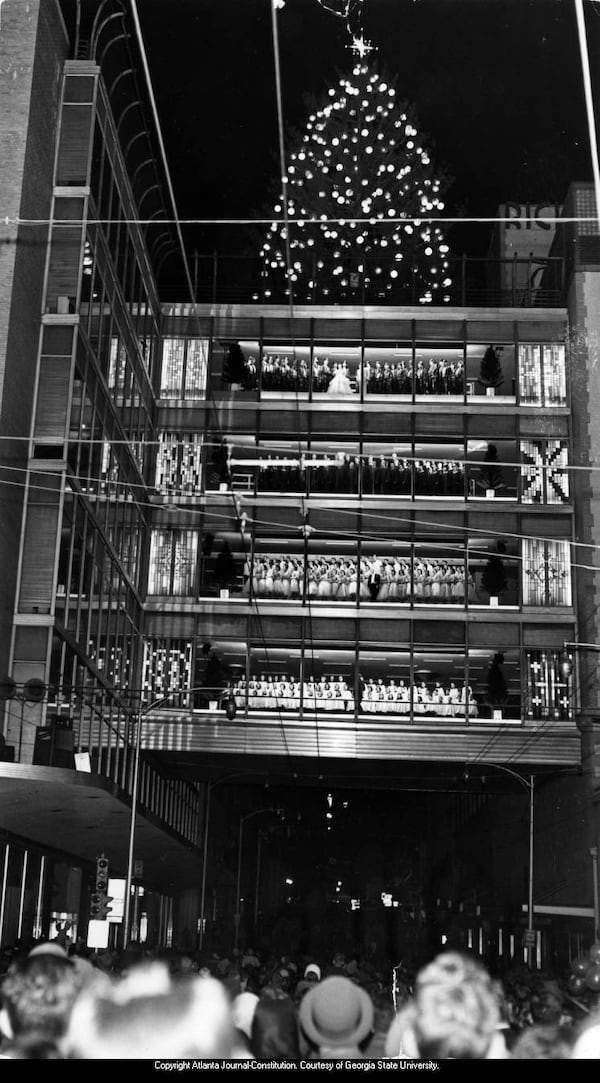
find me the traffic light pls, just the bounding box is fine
[91,855,112,921]
[96,854,109,894]
[90,892,103,918]
[99,893,113,919]
[90,890,113,920]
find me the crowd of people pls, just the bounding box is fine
[247,352,467,398]
[1,937,599,1060]
[241,555,479,604]
[253,451,466,496]
[230,676,480,718]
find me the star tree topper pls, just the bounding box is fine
[350,33,373,57]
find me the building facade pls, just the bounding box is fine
[0,0,597,964]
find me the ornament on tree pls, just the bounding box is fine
[259,63,452,304]
[586,965,600,992]
[567,972,587,995]
[589,943,600,965]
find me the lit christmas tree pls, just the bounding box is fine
[259,62,453,304]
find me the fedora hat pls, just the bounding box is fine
[28,941,71,961]
[299,976,373,1048]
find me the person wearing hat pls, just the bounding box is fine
[294,963,321,1005]
[299,975,374,1059]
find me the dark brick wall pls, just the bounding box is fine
[0,1,68,685]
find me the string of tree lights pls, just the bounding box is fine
[259,62,451,304]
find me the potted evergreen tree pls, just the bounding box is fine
[197,642,227,710]
[223,341,248,390]
[481,442,503,499]
[210,435,231,491]
[479,345,504,396]
[215,539,236,598]
[486,652,509,720]
[481,541,508,606]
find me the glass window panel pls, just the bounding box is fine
[465,343,516,399]
[359,542,412,604]
[256,439,308,494]
[363,345,413,397]
[247,545,305,602]
[414,442,465,498]
[411,541,469,606]
[160,339,185,396]
[199,535,247,598]
[148,530,173,594]
[414,345,464,398]
[523,538,572,606]
[171,530,198,596]
[183,339,208,397]
[246,646,303,711]
[155,432,203,495]
[108,337,127,397]
[518,344,542,404]
[467,440,518,500]
[307,440,360,495]
[147,530,198,596]
[542,344,566,405]
[304,551,359,603]
[520,439,569,504]
[204,433,232,490]
[260,344,310,395]
[413,649,469,720]
[361,442,413,497]
[302,648,355,714]
[467,649,521,721]
[193,640,248,710]
[468,538,519,607]
[312,344,361,397]
[525,649,572,721]
[142,637,193,701]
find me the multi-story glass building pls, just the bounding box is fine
[0,0,597,962]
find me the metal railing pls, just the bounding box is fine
[159,254,566,308]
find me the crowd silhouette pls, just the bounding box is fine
[243,353,467,398]
[0,937,596,1060]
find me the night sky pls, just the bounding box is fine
[135,0,599,260]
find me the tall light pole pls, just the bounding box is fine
[234,807,278,953]
[466,761,535,967]
[123,684,237,950]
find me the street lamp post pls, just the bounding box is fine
[123,684,237,950]
[467,761,535,967]
[234,807,277,953]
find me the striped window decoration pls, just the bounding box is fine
[108,337,128,395]
[155,432,203,494]
[142,639,193,700]
[518,344,566,406]
[160,338,208,398]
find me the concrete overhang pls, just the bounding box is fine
[0,764,201,890]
